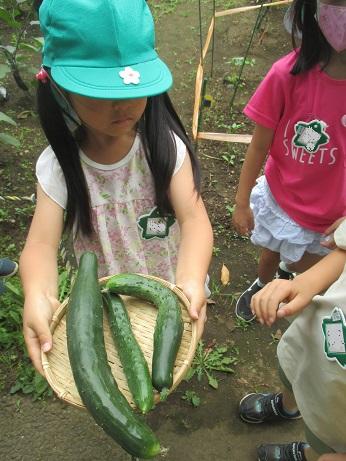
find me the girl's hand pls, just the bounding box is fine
[318,455,346,461]
[251,278,314,326]
[232,204,254,236]
[23,294,60,375]
[177,280,207,340]
[321,217,346,249]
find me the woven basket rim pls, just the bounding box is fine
[42,273,198,409]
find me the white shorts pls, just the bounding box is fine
[250,176,330,264]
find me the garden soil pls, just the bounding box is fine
[0,1,306,460]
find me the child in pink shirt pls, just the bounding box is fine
[233,0,346,325]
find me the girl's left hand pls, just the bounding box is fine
[177,280,207,340]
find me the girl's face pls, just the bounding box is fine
[68,94,147,137]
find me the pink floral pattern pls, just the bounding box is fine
[73,140,181,280]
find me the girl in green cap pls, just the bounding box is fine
[20,0,213,374]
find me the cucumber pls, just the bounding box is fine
[66,252,160,459]
[106,273,184,392]
[103,291,154,414]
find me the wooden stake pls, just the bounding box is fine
[215,0,292,17]
[197,132,252,143]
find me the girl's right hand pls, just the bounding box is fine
[23,294,60,375]
[232,204,254,236]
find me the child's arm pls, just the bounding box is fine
[232,124,274,235]
[20,184,64,374]
[169,153,213,339]
[318,454,346,461]
[251,248,346,326]
[320,216,346,249]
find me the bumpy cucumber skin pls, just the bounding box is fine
[106,273,184,391]
[103,292,154,413]
[66,253,160,459]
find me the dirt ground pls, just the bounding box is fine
[0,1,306,460]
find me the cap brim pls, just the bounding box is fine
[51,57,173,99]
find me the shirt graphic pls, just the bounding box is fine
[293,119,330,153]
[322,306,346,368]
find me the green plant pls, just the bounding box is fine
[212,246,221,257]
[181,390,200,407]
[58,267,74,302]
[210,278,221,296]
[234,317,252,332]
[9,363,52,400]
[0,0,43,95]
[223,57,256,91]
[0,278,24,349]
[150,0,182,18]
[186,341,237,389]
[0,263,74,399]
[227,57,256,67]
[225,204,235,217]
[221,152,236,166]
[223,73,245,89]
[216,291,239,306]
[0,111,20,147]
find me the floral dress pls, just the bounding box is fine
[36,133,186,281]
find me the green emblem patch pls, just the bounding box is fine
[137,206,175,240]
[322,307,346,369]
[293,119,329,153]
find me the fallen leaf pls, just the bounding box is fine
[220,263,230,286]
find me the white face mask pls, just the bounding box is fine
[317,0,346,52]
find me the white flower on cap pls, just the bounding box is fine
[119,66,140,85]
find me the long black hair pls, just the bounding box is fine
[36,80,200,237]
[290,0,332,75]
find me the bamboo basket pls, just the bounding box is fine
[41,274,198,409]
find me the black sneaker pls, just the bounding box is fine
[276,267,295,280]
[239,393,301,424]
[0,258,18,277]
[257,442,309,461]
[235,279,262,322]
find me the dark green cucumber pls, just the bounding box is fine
[106,273,184,392]
[103,291,154,413]
[66,252,160,459]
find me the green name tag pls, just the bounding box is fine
[137,206,175,240]
[322,307,346,369]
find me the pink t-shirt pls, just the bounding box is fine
[244,50,346,233]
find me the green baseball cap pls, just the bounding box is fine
[39,0,173,99]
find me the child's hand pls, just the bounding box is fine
[176,280,207,340]
[251,278,314,326]
[321,217,346,249]
[318,454,346,461]
[232,205,254,236]
[23,294,60,375]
